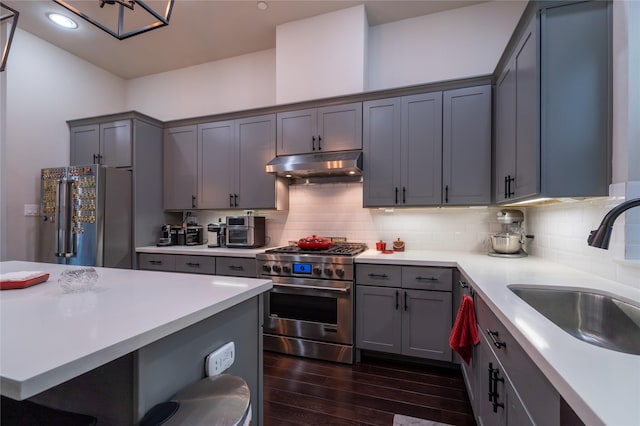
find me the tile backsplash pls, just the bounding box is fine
[198,181,640,289]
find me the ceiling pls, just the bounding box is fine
[5,0,487,79]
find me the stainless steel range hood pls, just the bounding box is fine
[265,150,363,179]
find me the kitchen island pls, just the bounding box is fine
[356,250,640,426]
[0,261,272,424]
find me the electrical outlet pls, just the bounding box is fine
[205,342,235,377]
[24,204,40,216]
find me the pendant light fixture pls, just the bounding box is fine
[52,0,175,40]
[0,2,19,72]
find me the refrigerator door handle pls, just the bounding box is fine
[55,179,76,258]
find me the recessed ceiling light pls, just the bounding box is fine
[257,1,268,11]
[48,12,78,29]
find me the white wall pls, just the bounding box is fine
[1,29,125,262]
[275,5,368,104]
[367,1,527,90]
[126,49,276,121]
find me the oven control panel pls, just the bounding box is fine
[258,261,353,281]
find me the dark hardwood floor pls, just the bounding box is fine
[263,351,476,426]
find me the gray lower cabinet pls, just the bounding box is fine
[138,253,256,278]
[164,125,198,210]
[494,1,611,203]
[463,291,562,426]
[71,119,132,167]
[363,85,491,207]
[276,102,362,156]
[356,264,452,361]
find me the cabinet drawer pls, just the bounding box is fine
[356,264,401,287]
[216,257,256,277]
[175,255,215,275]
[138,253,175,271]
[401,267,452,291]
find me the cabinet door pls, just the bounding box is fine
[237,114,277,209]
[513,17,539,200]
[100,120,132,167]
[541,1,611,197]
[356,286,401,354]
[402,289,452,361]
[317,103,362,152]
[363,98,402,207]
[476,336,507,426]
[442,86,491,205]
[164,126,198,210]
[401,92,442,206]
[276,108,316,156]
[198,121,235,209]
[70,124,100,165]
[494,58,517,203]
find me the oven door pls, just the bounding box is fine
[263,277,353,345]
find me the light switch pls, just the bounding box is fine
[24,204,40,216]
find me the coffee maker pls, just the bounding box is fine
[488,209,528,258]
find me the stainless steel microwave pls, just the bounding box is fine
[225,216,266,248]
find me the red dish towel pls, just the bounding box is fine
[449,294,479,365]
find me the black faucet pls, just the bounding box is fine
[588,198,640,249]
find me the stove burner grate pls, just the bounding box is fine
[265,242,367,257]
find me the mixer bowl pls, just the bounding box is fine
[490,233,522,254]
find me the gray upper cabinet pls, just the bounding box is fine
[164,125,198,210]
[236,115,284,210]
[276,102,362,156]
[363,93,442,207]
[363,97,402,207]
[364,86,490,207]
[402,92,443,206]
[190,114,286,210]
[442,86,492,205]
[71,120,132,167]
[494,16,538,203]
[495,1,611,203]
[198,120,235,209]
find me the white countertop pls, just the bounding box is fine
[356,250,640,426]
[136,245,271,257]
[0,261,272,400]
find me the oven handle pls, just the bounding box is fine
[273,282,350,294]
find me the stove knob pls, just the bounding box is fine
[282,265,291,273]
[262,264,272,273]
[313,267,322,275]
[272,265,281,273]
[335,268,345,277]
[324,268,333,276]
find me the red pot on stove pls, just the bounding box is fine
[297,235,332,250]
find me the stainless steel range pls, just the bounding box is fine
[257,242,367,364]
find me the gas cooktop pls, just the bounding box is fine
[264,242,367,257]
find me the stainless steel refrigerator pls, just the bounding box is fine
[38,165,132,268]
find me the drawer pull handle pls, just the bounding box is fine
[416,276,437,281]
[149,260,162,265]
[488,362,505,412]
[368,273,388,279]
[229,265,244,271]
[458,280,469,288]
[487,330,507,349]
[186,262,200,267]
[395,290,399,310]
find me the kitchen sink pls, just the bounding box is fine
[508,285,640,355]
